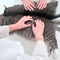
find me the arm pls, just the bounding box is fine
[32,40,49,60]
[31,19,49,60]
[0,16,33,39]
[0,26,9,39]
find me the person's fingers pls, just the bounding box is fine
[39,20,41,22]
[25,24,31,27]
[38,4,41,9]
[25,16,33,20]
[24,1,35,11]
[30,2,35,9]
[24,19,33,23]
[36,19,44,26]
[40,21,44,25]
[35,20,37,23]
[39,2,43,10]
[37,0,39,4]
[36,20,39,23]
[28,2,35,11]
[36,19,41,23]
[37,0,45,9]
[24,16,29,17]
[25,6,28,10]
[40,1,46,9]
[35,20,40,23]
[24,16,33,23]
[23,16,32,21]
[43,2,47,8]
[34,20,38,26]
[24,3,31,11]
[37,3,40,9]
[26,16,32,18]
[27,16,33,20]
[40,0,47,9]
[39,20,42,24]
[37,0,40,7]
[36,19,40,21]
[27,5,32,11]
[44,4,47,8]
[20,16,33,22]
[40,5,43,10]
[28,4,34,11]
[37,0,41,9]
[35,19,44,28]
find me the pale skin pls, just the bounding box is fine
[9,16,44,41]
[22,0,35,11]
[22,0,47,11]
[9,16,33,31]
[37,0,47,10]
[32,19,44,41]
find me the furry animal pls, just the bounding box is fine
[3,1,60,19]
[0,1,59,57]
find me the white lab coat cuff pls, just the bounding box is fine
[0,26,9,39]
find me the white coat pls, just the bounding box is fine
[0,26,49,60]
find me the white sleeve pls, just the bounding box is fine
[32,41,49,60]
[0,26,9,39]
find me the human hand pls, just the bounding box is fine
[9,16,33,32]
[15,16,33,29]
[32,19,45,41]
[22,0,35,11]
[37,0,47,10]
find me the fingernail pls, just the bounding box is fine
[32,9,34,11]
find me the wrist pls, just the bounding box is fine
[9,24,17,32]
[35,35,44,41]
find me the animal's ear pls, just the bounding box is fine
[3,5,8,16]
[47,1,58,8]
[45,1,58,14]
[4,5,7,10]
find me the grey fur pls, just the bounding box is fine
[0,1,58,55]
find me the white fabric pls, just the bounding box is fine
[0,26,9,39]
[0,26,49,60]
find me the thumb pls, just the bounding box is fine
[25,24,31,27]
